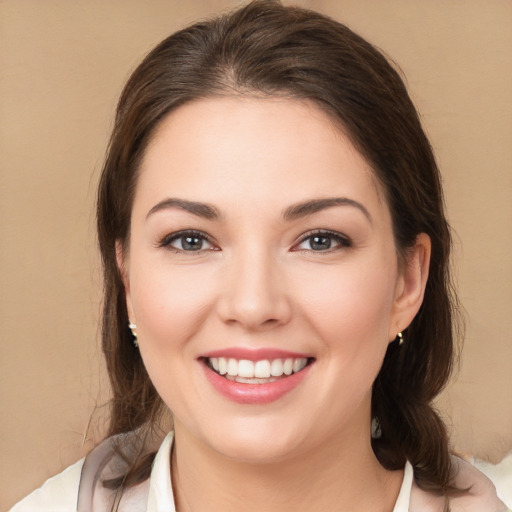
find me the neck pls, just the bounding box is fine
[170,423,403,512]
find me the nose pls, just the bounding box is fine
[216,246,292,331]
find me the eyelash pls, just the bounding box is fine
[157,230,217,253]
[292,230,352,253]
[157,229,351,254]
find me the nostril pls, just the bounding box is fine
[217,289,293,330]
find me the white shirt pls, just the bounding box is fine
[10,432,507,512]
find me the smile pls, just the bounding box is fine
[207,357,309,383]
[200,350,314,404]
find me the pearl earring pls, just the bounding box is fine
[128,322,138,348]
[371,417,382,439]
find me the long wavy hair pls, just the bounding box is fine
[96,0,460,501]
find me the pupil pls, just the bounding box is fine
[182,236,202,250]
[311,236,331,250]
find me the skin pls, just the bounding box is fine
[118,97,431,511]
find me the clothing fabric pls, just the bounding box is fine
[10,432,508,512]
[472,451,512,508]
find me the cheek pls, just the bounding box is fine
[127,260,219,413]
[295,260,397,339]
[292,257,398,396]
[293,261,397,419]
[128,258,218,350]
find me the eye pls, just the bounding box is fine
[159,230,216,252]
[293,230,351,252]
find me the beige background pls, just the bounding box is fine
[1,0,511,508]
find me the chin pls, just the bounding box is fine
[215,437,302,465]
[198,416,309,465]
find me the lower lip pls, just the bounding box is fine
[202,362,312,405]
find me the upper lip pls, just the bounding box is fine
[200,347,313,361]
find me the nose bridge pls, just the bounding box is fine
[218,240,291,329]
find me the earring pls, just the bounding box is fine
[128,322,139,348]
[397,332,404,345]
[371,416,382,439]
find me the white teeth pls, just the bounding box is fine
[293,358,307,373]
[270,359,284,377]
[283,359,293,376]
[254,360,271,378]
[218,357,227,375]
[237,359,254,378]
[227,358,238,376]
[226,375,279,384]
[208,356,308,379]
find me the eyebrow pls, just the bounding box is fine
[146,198,220,220]
[146,196,371,224]
[283,197,372,223]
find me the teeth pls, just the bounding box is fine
[270,359,283,377]
[225,375,280,384]
[227,358,238,376]
[254,360,270,378]
[218,357,227,375]
[208,357,308,379]
[293,358,303,373]
[237,359,254,378]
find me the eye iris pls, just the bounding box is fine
[182,235,203,250]
[310,235,331,250]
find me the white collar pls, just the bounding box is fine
[147,432,175,512]
[147,432,413,512]
[394,461,414,511]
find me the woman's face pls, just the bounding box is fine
[120,97,428,463]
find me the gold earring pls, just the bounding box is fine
[397,332,403,345]
[128,322,138,348]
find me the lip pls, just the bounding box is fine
[200,357,313,405]
[201,347,312,361]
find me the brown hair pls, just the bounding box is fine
[97,0,460,500]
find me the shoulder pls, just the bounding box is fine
[409,456,508,512]
[472,451,512,509]
[10,458,84,512]
[10,432,156,512]
[449,456,508,512]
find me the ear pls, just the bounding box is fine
[116,241,136,323]
[388,233,431,341]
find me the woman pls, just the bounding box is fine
[11,1,507,511]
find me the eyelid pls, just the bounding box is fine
[156,228,350,253]
[157,229,218,251]
[291,229,352,252]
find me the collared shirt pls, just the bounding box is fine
[10,432,507,512]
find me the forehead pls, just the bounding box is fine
[136,96,386,213]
